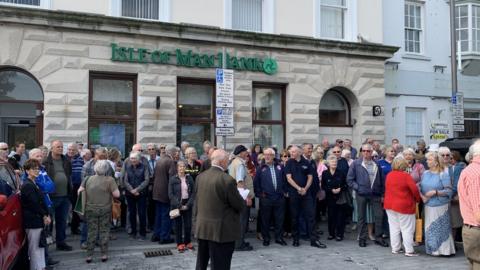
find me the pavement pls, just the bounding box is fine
[50,223,469,270]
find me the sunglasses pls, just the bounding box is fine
[362,150,372,153]
[282,155,289,158]
[441,154,450,157]
[0,148,7,151]
[148,148,155,151]
[332,151,341,153]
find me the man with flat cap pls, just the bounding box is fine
[228,145,255,251]
[195,149,245,270]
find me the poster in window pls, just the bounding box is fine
[99,123,126,155]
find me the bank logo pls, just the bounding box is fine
[263,58,278,75]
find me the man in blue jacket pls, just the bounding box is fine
[347,143,388,248]
[254,148,287,246]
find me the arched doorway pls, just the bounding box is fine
[0,67,44,149]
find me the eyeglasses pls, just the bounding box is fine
[147,148,155,151]
[362,150,372,153]
[441,154,450,157]
[0,148,7,151]
[160,147,166,149]
[332,151,341,153]
[282,155,289,158]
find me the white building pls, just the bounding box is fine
[383,0,480,148]
[0,0,395,154]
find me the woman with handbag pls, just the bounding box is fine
[321,155,349,241]
[420,151,455,256]
[168,160,195,252]
[21,158,51,270]
[78,159,120,263]
[384,157,421,256]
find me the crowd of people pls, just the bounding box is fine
[0,137,480,270]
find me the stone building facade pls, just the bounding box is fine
[0,6,396,153]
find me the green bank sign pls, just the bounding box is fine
[110,43,278,75]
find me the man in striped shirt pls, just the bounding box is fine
[458,139,480,270]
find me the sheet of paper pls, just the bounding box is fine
[237,188,250,200]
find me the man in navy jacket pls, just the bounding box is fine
[347,143,387,248]
[254,148,287,246]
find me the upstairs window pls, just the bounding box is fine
[456,3,480,53]
[404,2,423,53]
[110,0,170,21]
[0,0,50,8]
[319,0,347,39]
[232,0,262,32]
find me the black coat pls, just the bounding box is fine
[168,174,195,210]
[21,180,48,229]
[43,152,72,196]
[321,169,347,202]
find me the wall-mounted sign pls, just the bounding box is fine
[430,121,450,141]
[372,105,384,117]
[110,43,278,75]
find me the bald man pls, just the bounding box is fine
[195,149,245,270]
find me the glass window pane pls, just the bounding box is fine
[89,121,134,158]
[122,0,159,20]
[253,124,284,149]
[92,79,133,116]
[321,0,345,7]
[0,70,43,102]
[232,0,262,32]
[321,6,344,39]
[178,83,213,119]
[0,0,40,5]
[177,123,214,154]
[253,88,282,121]
[319,90,348,125]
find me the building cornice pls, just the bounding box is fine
[0,5,398,60]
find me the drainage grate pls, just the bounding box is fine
[144,249,173,258]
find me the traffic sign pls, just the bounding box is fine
[216,107,234,127]
[453,115,464,125]
[215,127,235,136]
[216,69,234,107]
[453,124,465,132]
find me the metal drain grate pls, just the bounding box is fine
[144,249,173,258]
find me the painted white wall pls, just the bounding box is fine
[276,0,313,37]
[357,0,383,43]
[171,0,223,27]
[52,0,108,15]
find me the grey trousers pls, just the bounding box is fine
[356,195,384,241]
[235,201,249,248]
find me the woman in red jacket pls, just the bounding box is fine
[384,157,421,257]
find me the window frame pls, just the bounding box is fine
[0,0,51,9]
[455,2,480,54]
[252,82,286,149]
[224,0,275,33]
[405,107,425,146]
[318,89,352,127]
[176,77,217,147]
[459,111,480,137]
[404,1,424,55]
[109,0,171,22]
[315,0,357,41]
[88,71,137,151]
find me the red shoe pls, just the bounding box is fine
[177,244,185,252]
[186,242,194,250]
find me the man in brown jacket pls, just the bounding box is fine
[152,145,178,244]
[195,149,245,270]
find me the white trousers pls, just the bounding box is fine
[26,228,46,270]
[386,210,416,254]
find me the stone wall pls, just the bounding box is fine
[0,7,395,149]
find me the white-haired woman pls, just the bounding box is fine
[403,148,425,183]
[341,149,353,166]
[78,160,120,263]
[185,147,202,182]
[420,152,455,256]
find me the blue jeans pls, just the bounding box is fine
[126,194,147,236]
[51,196,70,245]
[154,201,172,240]
[80,221,88,244]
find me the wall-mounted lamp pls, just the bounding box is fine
[156,96,161,110]
[438,109,446,119]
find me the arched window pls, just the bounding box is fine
[0,68,43,102]
[319,89,351,126]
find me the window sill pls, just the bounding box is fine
[402,53,431,61]
[319,124,353,128]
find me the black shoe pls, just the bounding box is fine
[374,239,389,247]
[311,240,327,248]
[47,258,60,266]
[244,241,251,247]
[359,240,367,247]
[336,237,343,241]
[236,244,253,251]
[318,230,324,235]
[71,229,81,235]
[159,238,174,244]
[56,243,73,251]
[292,240,300,247]
[275,239,287,246]
[263,240,270,246]
[151,234,160,242]
[327,235,335,240]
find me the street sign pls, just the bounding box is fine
[453,115,464,125]
[453,108,464,116]
[453,124,465,132]
[216,69,234,108]
[215,127,235,136]
[216,107,234,127]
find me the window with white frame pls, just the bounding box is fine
[459,111,480,137]
[110,0,169,21]
[232,0,262,32]
[319,0,347,39]
[455,3,480,53]
[405,108,424,147]
[0,0,50,8]
[404,2,423,53]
